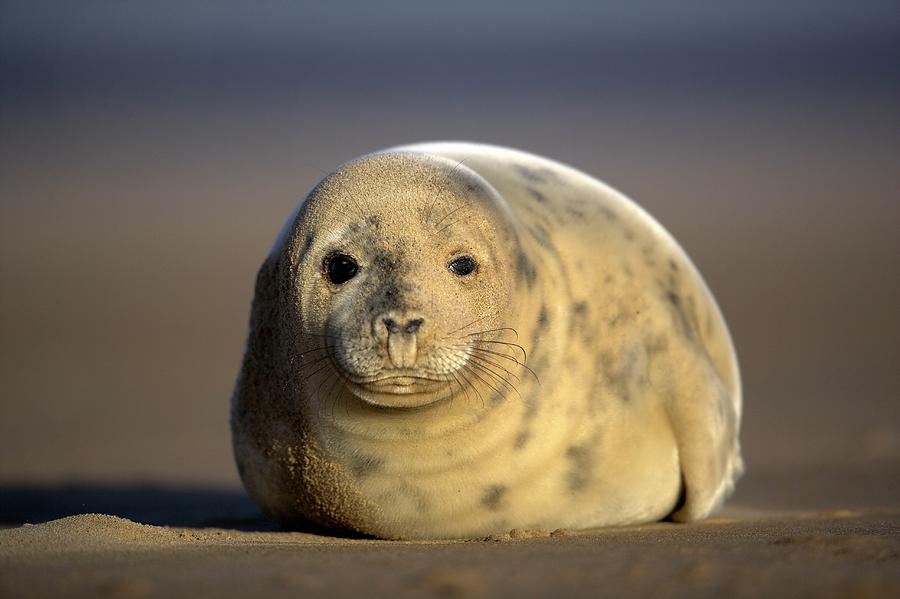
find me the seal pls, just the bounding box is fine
[231,142,743,540]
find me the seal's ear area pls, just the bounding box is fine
[666,356,744,522]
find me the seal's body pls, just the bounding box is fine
[231,142,743,540]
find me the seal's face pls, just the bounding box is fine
[283,153,521,409]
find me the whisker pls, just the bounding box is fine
[335,178,368,222]
[470,339,528,362]
[432,203,467,230]
[427,157,470,225]
[448,369,470,408]
[435,347,484,409]
[297,345,333,359]
[451,339,528,364]
[467,352,521,383]
[434,215,470,235]
[461,369,486,410]
[445,312,498,336]
[322,364,355,420]
[461,363,504,406]
[465,327,520,340]
[467,359,521,399]
[465,346,541,385]
[304,333,356,342]
[329,205,361,222]
[312,369,337,421]
[324,370,345,421]
[297,357,332,377]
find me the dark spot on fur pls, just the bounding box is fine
[624,229,635,242]
[598,206,618,221]
[530,326,543,356]
[390,481,431,513]
[528,187,547,203]
[514,429,531,449]
[570,301,591,337]
[566,206,585,219]
[372,250,403,272]
[366,215,381,228]
[645,334,669,356]
[517,164,544,182]
[527,355,548,385]
[368,281,409,315]
[665,290,696,339]
[538,304,549,327]
[668,259,679,272]
[482,485,507,511]
[515,250,537,289]
[488,386,506,405]
[522,395,539,420]
[465,182,479,193]
[529,224,555,251]
[350,455,384,478]
[566,445,593,493]
[598,352,622,399]
[607,311,625,329]
[516,164,560,184]
[366,252,414,315]
[598,345,646,402]
[642,244,656,267]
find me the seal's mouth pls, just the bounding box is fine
[363,375,441,394]
[347,375,449,409]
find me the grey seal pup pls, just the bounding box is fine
[231,142,743,540]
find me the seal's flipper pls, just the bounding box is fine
[665,353,743,522]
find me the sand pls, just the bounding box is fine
[3,458,899,598]
[2,508,898,598]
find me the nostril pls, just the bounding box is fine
[405,318,424,334]
[383,318,399,333]
[381,316,424,336]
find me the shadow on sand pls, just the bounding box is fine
[0,484,279,531]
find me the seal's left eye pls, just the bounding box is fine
[448,255,477,276]
[325,253,359,284]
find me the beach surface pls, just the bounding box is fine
[2,461,899,598]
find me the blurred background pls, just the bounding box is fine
[1,1,898,515]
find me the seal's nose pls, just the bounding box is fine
[384,317,423,335]
[375,312,426,368]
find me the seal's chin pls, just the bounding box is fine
[346,375,449,409]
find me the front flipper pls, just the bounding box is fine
[661,350,743,521]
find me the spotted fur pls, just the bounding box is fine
[231,142,743,540]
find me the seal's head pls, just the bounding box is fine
[274,151,524,410]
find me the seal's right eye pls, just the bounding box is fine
[325,253,359,284]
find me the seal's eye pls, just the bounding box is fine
[448,255,477,276]
[325,253,359,284]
